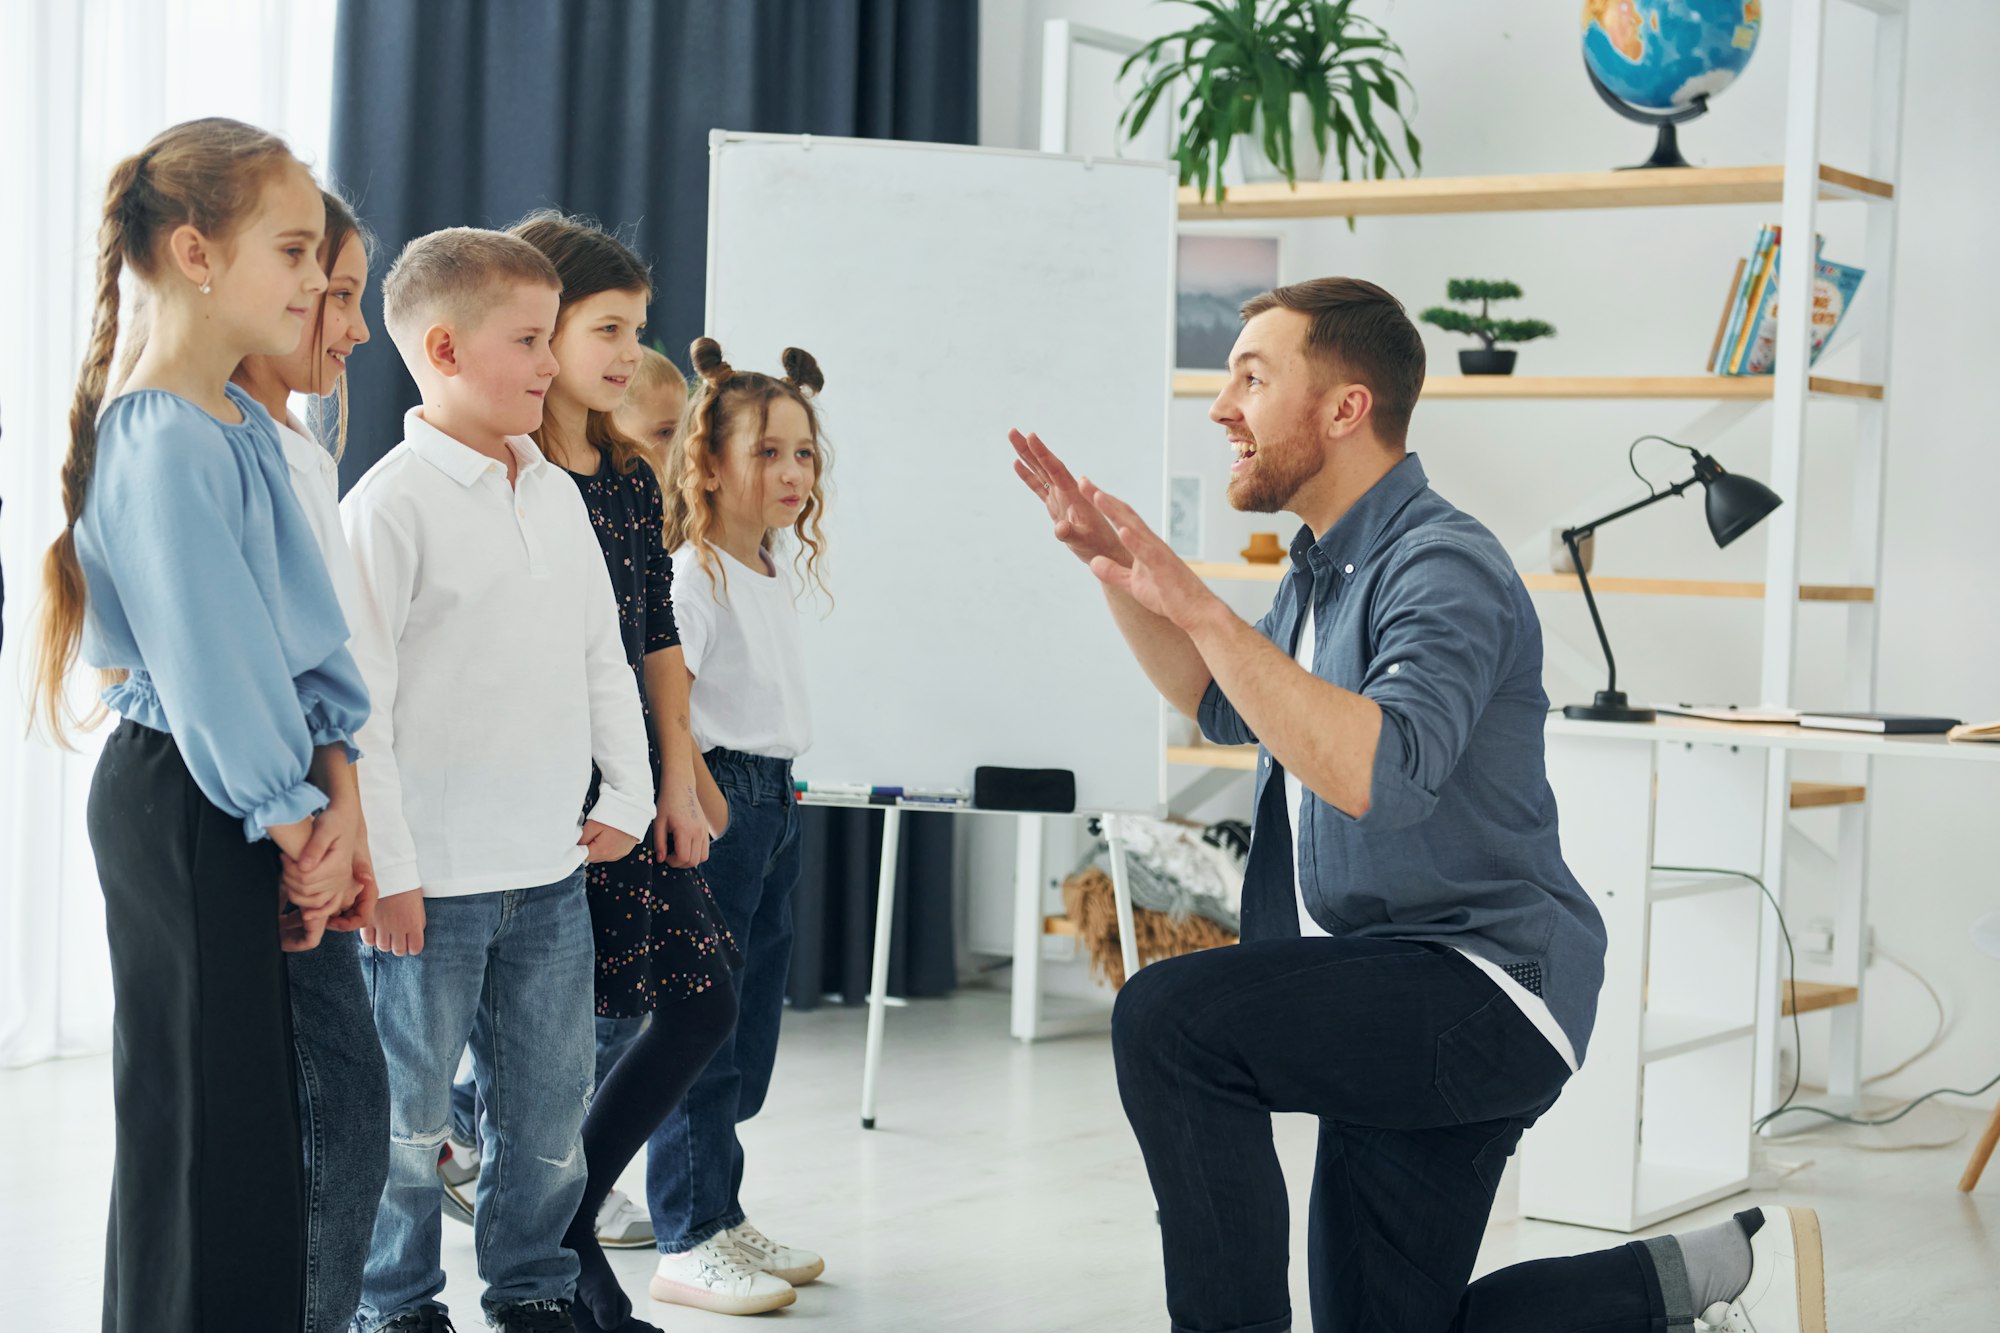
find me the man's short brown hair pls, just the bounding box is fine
[382,227,561,343]
[1240,277,1426,445]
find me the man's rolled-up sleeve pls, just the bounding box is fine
[1342,538,1518,831]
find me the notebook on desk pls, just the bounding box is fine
[1796,712,1963,735]
[1655,704,1801,725]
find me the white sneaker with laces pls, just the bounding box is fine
[649,1234,796,1315]
[727,1220,824,1286]
[594,1188,654,1249]
[1697,1206,1827,1333]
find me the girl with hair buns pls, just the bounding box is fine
[29,117,371,1332]
[643,338,831,1317]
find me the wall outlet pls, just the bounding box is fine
[1801,919,1835,958]
[1797,919,1875,967]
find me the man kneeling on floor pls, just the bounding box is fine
[1009,276,1826,1333]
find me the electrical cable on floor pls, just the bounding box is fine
[1863,946,1948,1085]
[1650,863,1999,1140]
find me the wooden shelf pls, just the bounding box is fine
[1789,781,1868,810]
[1169,750,1869,826]
[1177,164,1893,221]
[1783,981,1861,1017]
[1044,915,1079,937]
[1189,562,1873,601]
[1168,742,1258,771]
[1189,560,1286,583]
[1171,372,1882,401]
[1521,573,1875,603]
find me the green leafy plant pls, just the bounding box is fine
[1419,280,1555,351]
[1120,0,1421,202]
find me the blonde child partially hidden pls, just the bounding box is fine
[644,338,831,1316]
[613,343,689,487]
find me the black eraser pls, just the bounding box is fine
[973,766,1077,813]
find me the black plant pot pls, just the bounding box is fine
[1459,348,1518,376]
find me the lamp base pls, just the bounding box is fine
[1563,691,1658,723]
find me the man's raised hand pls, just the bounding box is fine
[1010,429,1132,570]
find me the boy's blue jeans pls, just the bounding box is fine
[453,1015,647,1150]
[354,870,595,1330]
[646,749,800,1252]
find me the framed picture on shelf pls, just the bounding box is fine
[1176,231,1282,374]
[1168,474,1203,559]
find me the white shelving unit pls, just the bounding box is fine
[1137,0,1912,1229]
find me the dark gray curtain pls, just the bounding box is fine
[329,0,976,1007]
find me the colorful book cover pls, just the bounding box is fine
[1729,227,1781,375]
[1716,226,1772,377]
[1740,254,1866,375]
[1708,257,1747,372]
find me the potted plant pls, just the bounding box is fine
[1120,0,1421,203]
[1420,279,1555,375]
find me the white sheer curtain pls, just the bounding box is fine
[0,0,336,1068]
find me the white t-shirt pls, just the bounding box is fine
[1284,598,1579,1072]
[670,543,812,760]
[277,415,367,630]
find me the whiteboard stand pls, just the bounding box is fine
[859,806,903,1129]
[859,804,1141,1129]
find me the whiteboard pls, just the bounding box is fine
[706,131,1174,816]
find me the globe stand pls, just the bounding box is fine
[1587,62,1710,170]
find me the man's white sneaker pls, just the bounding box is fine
[649,1235,796,1315]
[595,1188,654,1250]
[727,1221,824,1286]
[1697,1207,1827,1333]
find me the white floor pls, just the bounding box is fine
[3,989,1995,1331]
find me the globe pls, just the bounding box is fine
[1581,1,1762,167]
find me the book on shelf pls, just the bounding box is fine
[1707,258,1748,373]
[1709,227,1865,376]
[1714,226,1773,374]
[1729,226,1782,375]
[1796,712,1962,735]
[1946,719,2000,743]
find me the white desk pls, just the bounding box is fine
[1519,713,1997,1230]
[1545,713,2000,765]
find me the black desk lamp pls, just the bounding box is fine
[1561,437,1783,722]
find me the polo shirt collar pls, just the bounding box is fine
[1289,452,1430,578]
[403,407,546,488]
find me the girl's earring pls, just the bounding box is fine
[198,275,212,295]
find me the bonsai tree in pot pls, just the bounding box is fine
[1420,279,1555,375]
[1120,0,1421,203]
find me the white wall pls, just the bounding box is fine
[971,0,2000,1109]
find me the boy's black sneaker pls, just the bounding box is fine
[377,1306,457,1333]
[489,1299,578,1332]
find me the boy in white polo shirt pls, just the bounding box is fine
[341,228,653,1333]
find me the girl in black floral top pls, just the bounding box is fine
[511,213,742,1333]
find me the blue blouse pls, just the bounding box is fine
[77,383,370,840]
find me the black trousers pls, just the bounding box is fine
[1112,936,1674,1333]
[89,720,305,1332]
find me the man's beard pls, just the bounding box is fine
[1225,428,1317,514]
